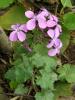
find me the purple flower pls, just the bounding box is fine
[25,11,34,18]
[54,39,62,49]
[48,48,59,56]
[48,14,58,22]
[56,24,62,33]
[46,14,58,28]
[9,24,27,42]
[46,13,62,56]
[9,8,62,57]
[48,39,62,56]
[40,8,49,17]
[47,25,61,48]
[25,9,63,56]
[25,10,47,30]
[47,20,57,27]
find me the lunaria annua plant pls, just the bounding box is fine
[9,8,62,56]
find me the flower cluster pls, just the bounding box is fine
[9,8,62,56]
[25,9,62,56]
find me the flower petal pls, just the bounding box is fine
[57,24,62,33]
[41,8,49,17]
[38,20,47,29]
[47,39,55,48]
[9,31,18,41]
[19,24,27,32]
[54,39,62,49]
[47,29,55,38]
[54,26,60,38]
[11,24,20,30]
[47,20,57,27]
[48,48,58,56]
[17,31,26,42]
[25,11,34,18]
[52,15,58,22]
[38,17,47,29]
[48,14,54,20]
[11,25,16,30]
[26,19,36,30]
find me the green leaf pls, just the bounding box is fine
[15,84,28,95]
[12,58,22,66]
[63,12,75,30]
[13,42,26,57]
[36,70,57,90]
[58,64,71,80]
[60,28,70,53]
[61,0,72,7]
[5,66,26,83]
[0,5,27,29]
[54,82,72,98]
[5,67,16,81]
[9,81,18,89]
[0,0,14,8]
[33,43,48,56]
[31,43,57,70]
[5,52,34,88]
[31,52,57,71]
[5,54,33,90]
[31,53,45,68]
[5,63,32,85]
[32,29,48,46]
[67,66,75,83]
[35,91,54,100]
[15,66,27,83]
[58,64,75,83]
[21,54,33,77]
[43,57,57,72]
[32,29,43,43]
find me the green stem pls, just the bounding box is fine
[60,7,64,15]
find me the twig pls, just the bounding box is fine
[0,58,7,65]
[20,96,23,100]
[27,86,32,95]
[60,7,64,15]
[0,92,34,98]
[55,2,59,15]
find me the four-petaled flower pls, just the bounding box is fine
[48,39,62,56]
[47,25,62,48]
[25,9,48,30]
[9,24,27,42]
